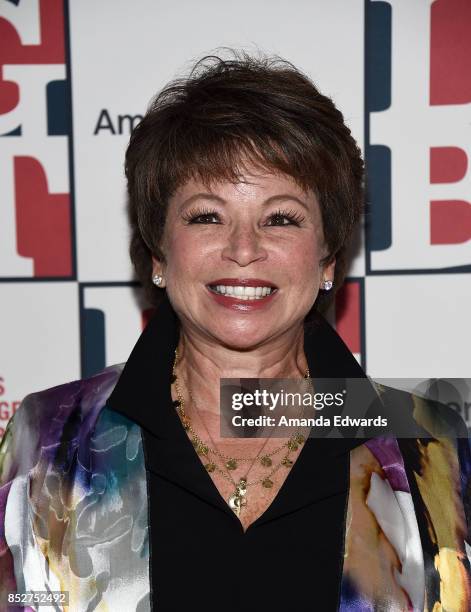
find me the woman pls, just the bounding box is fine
[1,53,470,612]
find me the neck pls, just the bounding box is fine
[174,322,308,418]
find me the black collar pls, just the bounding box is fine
[107,293,370,448]
[106,294,377,525]
[107,296,376,451]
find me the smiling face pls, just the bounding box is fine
[152,167,335,350]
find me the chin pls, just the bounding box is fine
[207,322,276,351]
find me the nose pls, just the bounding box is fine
[221,222,268,266]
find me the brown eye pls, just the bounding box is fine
[182,208,221,224]
[190,213,219,224]
[266,209,305,226]
[267,214,292,226]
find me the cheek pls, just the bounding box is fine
[164,231,215,276]
[274,237,320,277]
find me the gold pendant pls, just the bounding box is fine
[228,478,247,517]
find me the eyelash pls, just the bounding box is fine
[182,207,306,226]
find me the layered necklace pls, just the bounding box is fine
[171,348,311,516]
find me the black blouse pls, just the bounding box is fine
[107,296,370,611]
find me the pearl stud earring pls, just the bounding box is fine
[152,274,163,287]
[322,280,333,291]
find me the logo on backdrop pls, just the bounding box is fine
[80,284,155,378]
[0,376,21,438]
[93,109,143,135]
[366,0,471,272]
[334,280,364,367]
[0,0,73,278]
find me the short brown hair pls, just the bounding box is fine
[125,51,364,317]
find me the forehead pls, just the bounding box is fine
[171,169,317,207]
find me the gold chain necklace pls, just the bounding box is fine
[171,348,310,516]
[186,386,272,514]
[186,386,301,468]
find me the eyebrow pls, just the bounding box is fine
[180,193,226,207]
[180,192,310,210]
[263,194,309,210]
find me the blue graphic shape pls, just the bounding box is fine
[365,1,391,113]
[5,0,20,5]
[47,80,70,136]
[365,145,392,251]
[2,125,22,136]
[83,308,106,378]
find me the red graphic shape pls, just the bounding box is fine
[430,0,471,105]
[14,157,72,276]
[335,281,361,355]
[430,147,468,183]
[0,0,65,115]
[430,200,471,244]
[142,308,157,329]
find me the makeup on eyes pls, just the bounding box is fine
[181,206,306,226]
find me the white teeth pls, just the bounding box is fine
[210,284,276,299]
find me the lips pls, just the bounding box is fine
[207,278,278,288]
[205,278,279,311]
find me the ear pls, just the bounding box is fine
[320,258,336,290]
[151,255,162,275]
